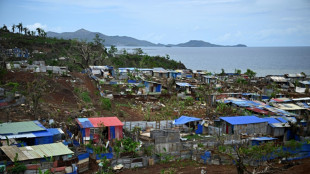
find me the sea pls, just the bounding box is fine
[118,47,310,77]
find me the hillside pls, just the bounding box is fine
[174,40,247,47]
[0,30,186,70]
[47,29,159,47]
[47,29,247,47]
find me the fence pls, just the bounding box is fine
[122,120,174,131]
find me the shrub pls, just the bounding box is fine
[100,98,111,110]
[81,91,91,103]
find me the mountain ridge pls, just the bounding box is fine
[47,29,247,47]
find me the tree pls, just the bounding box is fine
[244,69,256,79]
[17,22,23,33]
[196,84,216,117]
[133,48,144,55]
[108,45,118,56]
[1,24,9,32]
[36,27,41,36]
[23,27,28,35]
[220,68,225,76]
[69,37,108,69]
[235,69,241,75]
[27,76,47,119]
[12,24,16,33]
[219,141,301,174]
[31,31,36,36]
[93,33,104,46]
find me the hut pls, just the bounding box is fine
[76,117,123,144]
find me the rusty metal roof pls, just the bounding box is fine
[0,142,74,161]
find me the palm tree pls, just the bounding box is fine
[12,24,16,33]
[31,31,36,36]
[17,22,23,33]
[36,28,41,36]
[40,29,46,37]
[23,27,28,35]
[27,30,31,36]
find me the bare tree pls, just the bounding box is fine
[27,76,47,119]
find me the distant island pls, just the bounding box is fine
[47,29,247,47]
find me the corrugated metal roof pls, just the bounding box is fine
[89,117,123,127]
[219,116,267,125]
[76,117,124,128]
[176,82,192,87]
[0,133,36,140]
[0,121,45,135]
[0,142,74,161]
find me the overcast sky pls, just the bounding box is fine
[1,0,310,46]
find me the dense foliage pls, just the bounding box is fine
[0,30,186,71]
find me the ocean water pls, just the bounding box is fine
[120,47,310,77]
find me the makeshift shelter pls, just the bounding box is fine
[76,117,123,143]
[0,142,73,162]
[174,116,203,134]
[219,116,268,135]
[0,121,62,146]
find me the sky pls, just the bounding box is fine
[1,0,310,46]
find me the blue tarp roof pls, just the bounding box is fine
[47,128,62,135]
[219,116,267,125]
[251,137,277,141]
[32,130,53,137]
[174,116,202,125]
[262,118,281,124]
[79,120,93,128]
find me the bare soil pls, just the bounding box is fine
[118,158,310,174]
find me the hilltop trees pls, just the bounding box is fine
[17,22,23,33]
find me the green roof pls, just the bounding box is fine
[1,142,74,161]
[0,121,45,135]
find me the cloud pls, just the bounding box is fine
[26,23,47,31]
[256,26,310,39]
[216,31,242,43]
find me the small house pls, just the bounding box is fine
[202,75,218,84]
[0,142,73,163]
[143,81,162,94]
[173,115,203,134]
[219,116,268,135]
[176,82,192,94]
[76,117,123,144]
[0,121,63,146]
[153,68,169,78]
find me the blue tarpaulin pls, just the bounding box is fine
[220,116,266,125]
[174,116,201,125]
[78,153,90,160]
[96,153,113,160]
[195,124,203,134]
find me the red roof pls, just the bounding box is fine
[246,107,270,115]
[88,117,123,127]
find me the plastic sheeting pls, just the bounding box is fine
[174,116,201,125]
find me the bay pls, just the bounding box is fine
[119,47,310,77]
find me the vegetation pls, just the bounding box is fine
[0,29,186,71]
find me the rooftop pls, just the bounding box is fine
[219,116,267,125]
[0,121,46,135]
[0,142,74,161]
